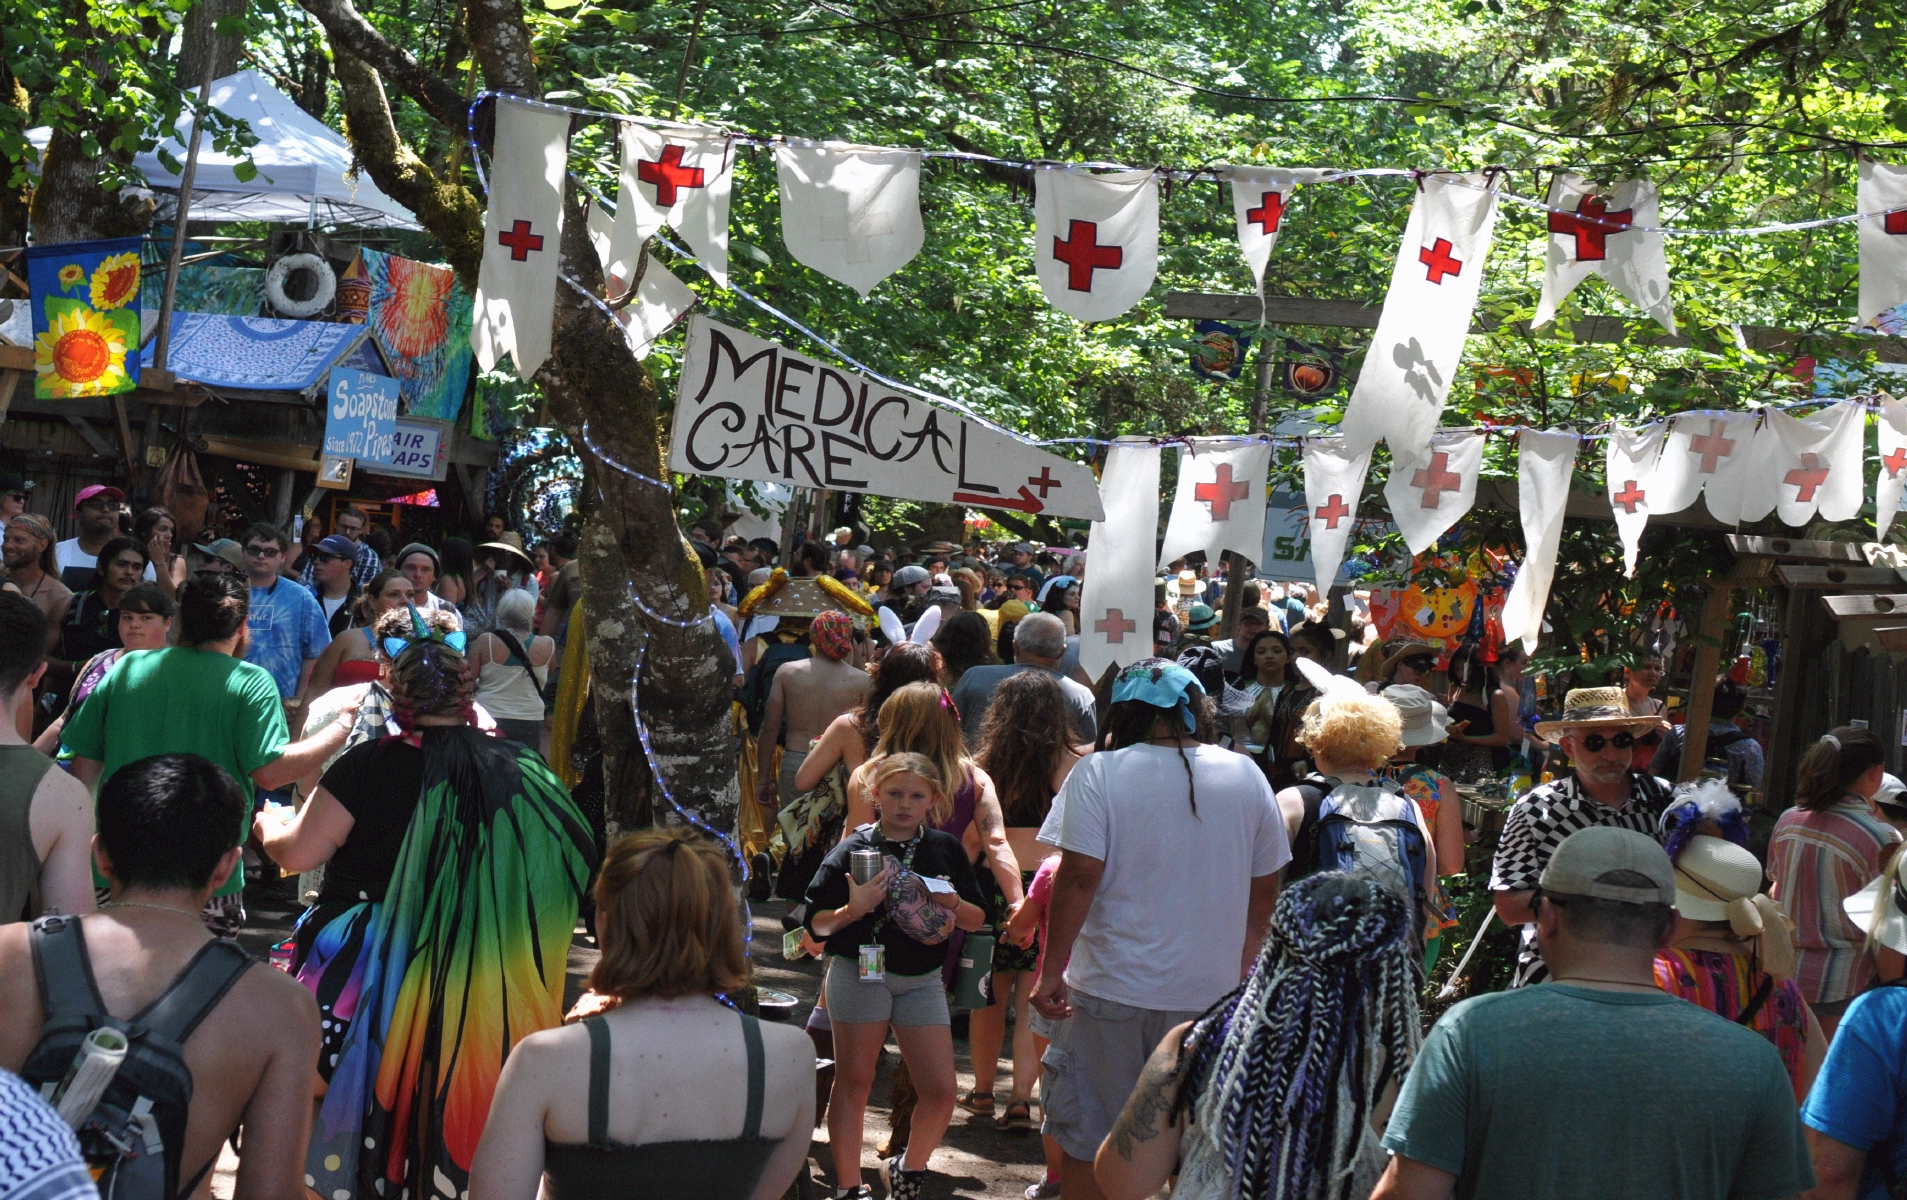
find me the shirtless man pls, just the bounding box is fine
[4,514,71,654]
[0,594,95,916]
[755,610,871,811]
[0,752,320,1200]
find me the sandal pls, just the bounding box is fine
[998,1099,1034,1132]
[957,1090,995,1116]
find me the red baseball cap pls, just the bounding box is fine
[73,484,126,510]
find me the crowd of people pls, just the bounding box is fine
[3,486,1906,1200]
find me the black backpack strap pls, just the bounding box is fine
[1735,974,1776,1026]
[30,914,107,1023]
[135,940,255,1046]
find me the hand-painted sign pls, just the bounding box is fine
[668,316,1104,520]
[323,367,399,464]
[363,416,449,481]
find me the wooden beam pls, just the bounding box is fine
[197,435,322,473]
[1679,583,1736,784]
[1162,292,1907,364]
[1823,593,1907,620]
[1727,535,1869,563]
[63,413,116,457]
[109,396,141,492]
[0,368,20,427]
[0,345,29,371]
[1775,565,1903,590]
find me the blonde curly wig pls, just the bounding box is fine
[1297,692,1403,771]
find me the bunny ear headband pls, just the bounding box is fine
[1292,655,1365,705]
[382,604,467,661]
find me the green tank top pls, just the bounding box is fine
[541,1011,781,1200]
[0,745,56,921]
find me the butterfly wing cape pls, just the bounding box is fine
[307,727,595,1200]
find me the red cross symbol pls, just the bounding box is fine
[1314,493,1351,530]
[1418,238,1463,285]
[1611,479,1646,514]
[496,219,545,262]
[1053,220,1123,292]
[1785,453,1830,502]
[1026,467,1061,498]
[1245,190,1285,236]
[1885,447,1907,478]
[1193,463,1252,521]
[1886,210,1907,235]
[1094,608,1138,643]
[638,144,707,207]
[1547,194,1634,262]
[1688,419,1737,473]
[1410,452,1464,508]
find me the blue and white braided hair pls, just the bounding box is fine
[1173,873,1423,1200]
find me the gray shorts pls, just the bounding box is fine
[824,954,949,1026]
[1040,989,1203,1163]
[778,748,810,809]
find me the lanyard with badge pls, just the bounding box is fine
[859,830,921,982]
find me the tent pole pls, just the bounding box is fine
[153,56,218,375]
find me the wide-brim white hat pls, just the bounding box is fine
[1845,863,1907,958]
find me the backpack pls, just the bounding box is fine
[19,914,254,1200]
[1290,775,1430,931]
[741,639,810,735]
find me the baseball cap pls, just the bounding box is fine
[892,565,930,587]
[314,534,358,559]
[193,538,245,569]
[74,484,125,509]
[0,470,31,495]
[1538,827,1676,905]
[1876,772,1907,809]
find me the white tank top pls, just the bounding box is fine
[475,635,548,721]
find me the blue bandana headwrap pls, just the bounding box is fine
[1112,658,1206,731]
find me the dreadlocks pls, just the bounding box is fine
[1173,873,1423,1200]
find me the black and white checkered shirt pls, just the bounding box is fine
[1489,771,1673,987]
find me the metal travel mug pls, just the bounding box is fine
[850,848,885,885]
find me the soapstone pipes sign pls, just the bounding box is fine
[668,316,1105,521]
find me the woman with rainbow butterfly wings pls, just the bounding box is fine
[258,606,595,1200]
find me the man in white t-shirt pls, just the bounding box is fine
[307,534,359,637]
[54,485,155,590]
[1031,658,1290,1200]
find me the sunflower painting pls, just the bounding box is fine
[24,235,143,400]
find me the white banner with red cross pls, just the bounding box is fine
[1338,172,1501,455]
[609,123,735,288]
[1859,160,1907,326]
[1647,410,1760,525]
[1533,175,1675,334]
[1605,422,1666,578]
[1880,398,1907,541]
[1033,167,1159,322]
[1078,438,1163,682]
[1302,436,1374,599]
[472,97,570,380]
[1739,401,1865,526]
[1222,166,1329,298]
[776,141,925,297]
[1501,428,1579,654]
[1383,430,1485,556]
[1157,439,1273,567]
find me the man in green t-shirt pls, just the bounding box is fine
[1373,827,1814,1200]
[66,572,354,937]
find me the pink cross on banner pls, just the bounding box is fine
[1034,167,1158,322]
[1384,433,1484,555]
[776,141,924,297]
[1605,422,1666,578]
[1078,439,1161,681]
[472,97,571,380]
[1739,403,1865,527]
[1533,175,1675,334]
[1157,440,1272,567]
[1302,436,1373,599]
[1339,172,1501,455]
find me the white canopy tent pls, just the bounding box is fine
[29,70,419,230]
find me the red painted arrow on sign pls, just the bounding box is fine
[952,485,1047,514]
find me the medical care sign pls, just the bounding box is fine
[668,317,1104,521]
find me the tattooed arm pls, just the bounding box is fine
[1093,1022,1193,1200]
[968,768,1025,907]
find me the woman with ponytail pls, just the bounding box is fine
[1093,873,1421,1200]
[1769,726,1901,1034]
[255,605,595,1200]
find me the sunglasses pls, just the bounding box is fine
[309,551,342,564]
[3,491,26,503]
[382,630,467,659]
[243,544,282,558]
[1576,731,1642,753]
[1401,656,1437,672]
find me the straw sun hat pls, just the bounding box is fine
[1533,686,1673,740]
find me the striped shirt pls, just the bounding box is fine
[1769,799,1900,1005]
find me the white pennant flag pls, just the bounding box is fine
[776,142,924,297]
[1157,439,1272,567]
[587,203,697,358]
[1502,428,1579,654]
[1879,398,1907,540]
[608,124,734,288]
[1738,402,1866,526]
[1605,422,1665,578]
[1859,160,1907,326]
[1533,175,1675,334]
[1648,411,1759,525]
[472,98,569,379]
[1339,173,1501,454]
[1034,168,1158,322]
[1384,431,1485,556]
[1222,166,1327,297]
[1303,437,1373,599]
[1078,440,1162,683]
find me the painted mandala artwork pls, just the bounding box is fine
[364,249,475,420]
[24,235,143,400]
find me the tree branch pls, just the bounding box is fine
[298,0,467,127]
